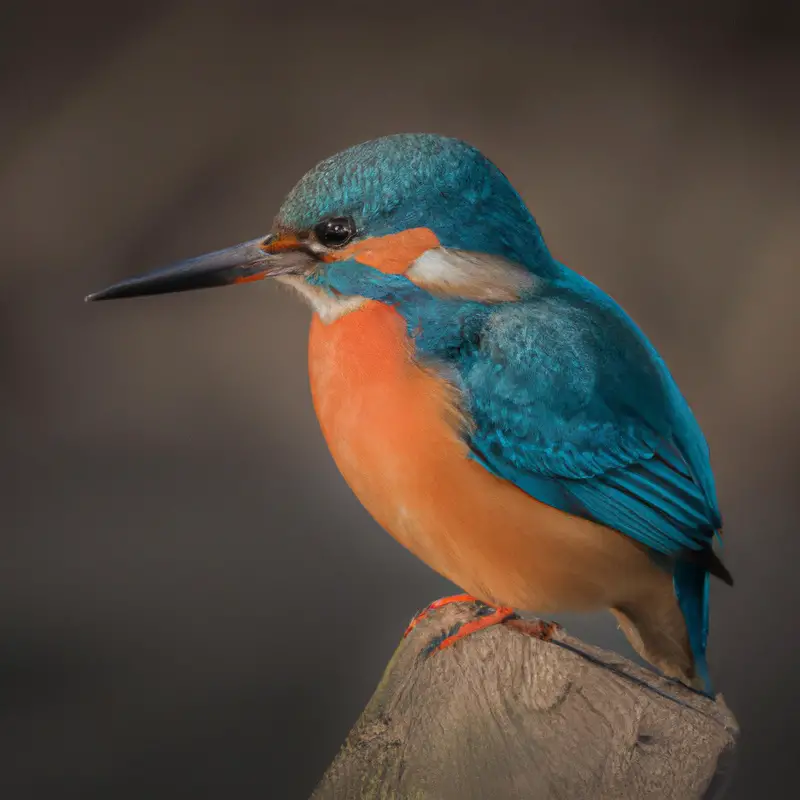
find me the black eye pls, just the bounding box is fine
[314,216,356,248]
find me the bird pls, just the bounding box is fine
[87,133,732,695]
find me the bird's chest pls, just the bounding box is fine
[306,302,654,611]
[307,302,468,563]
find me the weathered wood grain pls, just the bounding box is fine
[312,601,738,799]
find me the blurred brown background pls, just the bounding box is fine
[1,1,798,797]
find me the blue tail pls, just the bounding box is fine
[674,560,713,695]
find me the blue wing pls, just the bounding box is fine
[460,281,727,692]
[463,288,722,558]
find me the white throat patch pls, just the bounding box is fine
[276,275,366,323]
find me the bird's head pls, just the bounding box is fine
[87,134,555,319]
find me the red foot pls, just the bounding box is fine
[431,605,518,653]
[404,594,520,654]
[403,593,476,639]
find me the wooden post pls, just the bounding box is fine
[312,601,738,799]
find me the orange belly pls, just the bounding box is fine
[307,301,664,612]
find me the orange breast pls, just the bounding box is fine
[307,302,662,613]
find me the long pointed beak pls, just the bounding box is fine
[85,236,303,302]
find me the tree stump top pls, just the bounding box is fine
[313,602,738,799]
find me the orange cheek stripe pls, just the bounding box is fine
[233,273,267,285]
[325,228,440,274]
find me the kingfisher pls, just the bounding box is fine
[88,133,732,694]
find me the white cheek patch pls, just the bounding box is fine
[406,248,538,302]
[275,275,366,323]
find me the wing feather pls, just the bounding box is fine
[462,293,721,559]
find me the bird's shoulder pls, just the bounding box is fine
[452,275,723,553]
[459,283,671,479]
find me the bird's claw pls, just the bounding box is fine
[421,606,518,655]
[403,593,476,638]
